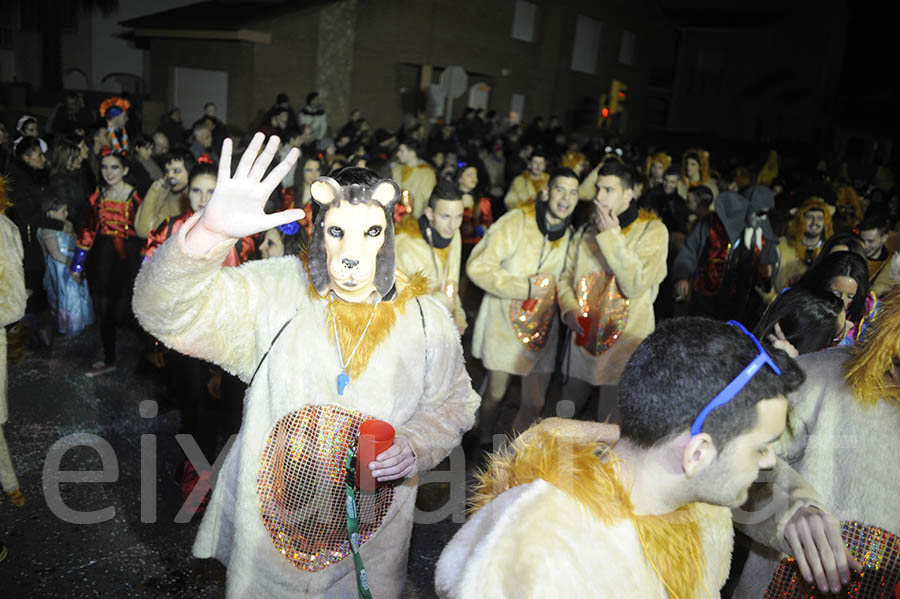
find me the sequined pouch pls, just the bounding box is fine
[765,521,900,598]
[257,405,394,572]
[508,274,556,352]
[575,272,629,356]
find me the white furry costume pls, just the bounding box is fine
[393,217,466,331]
[132,213,479,598]
[734,347,900,598]
[467,203,572,376]
[435,423,735,598]
[0,210,26,494]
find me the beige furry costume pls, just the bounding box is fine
[772,197,833,293]
[132,213,479,598]
[558,211,668,385]
[734,345,900,598]
[504,171,549,211]
[391,162,437,219]
[467,203,572,376]
[435,421,735,598]
[393,217,466,330]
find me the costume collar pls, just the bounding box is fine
[536,200,570,241]
[617,201,639,230]
[418,215,452,248]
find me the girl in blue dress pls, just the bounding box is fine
[37,194,94,335]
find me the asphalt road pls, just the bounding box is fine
[0,319,502,598]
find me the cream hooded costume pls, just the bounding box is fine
[467,202,573,376]
[393,216,466,331]
[132,174,479,599]
[436,418,818,599]
[558,209,668,385]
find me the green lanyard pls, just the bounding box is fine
[345,447,373,599]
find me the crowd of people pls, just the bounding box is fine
[2,88,900,597]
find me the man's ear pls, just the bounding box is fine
[311,176,341,206]
[370,179,400,208]
[682,433,717,478]
[424,206,434,224]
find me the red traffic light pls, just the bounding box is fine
[601,107,610,118]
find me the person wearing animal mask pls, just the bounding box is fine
[132,133,479,599]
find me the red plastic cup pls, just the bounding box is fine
[522,298,538,311]
[357,419,395,492]
[575,315,593,346]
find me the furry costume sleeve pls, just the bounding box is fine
[0,214,26,328]
[465,209,531,300]
[595,217,668,299]
[132,213,299,380]
[394,294,480,472]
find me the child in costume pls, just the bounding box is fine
[37,193,94,335]
[0,177,27,508]
[132,134,478,598]
[436,318,856,598]
[72,150,142,377]
[468,168,577,444]
[394,179,467,334]
[99,97,130,155]
[558,160,668,421]
[734,285,900,597]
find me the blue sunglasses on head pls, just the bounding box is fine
[690,320,782,436]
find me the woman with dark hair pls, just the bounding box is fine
[455,163,493,247]
[797,250,878,345]
[289,155,321,235]
[817,230,866,259]
[48,135,91,233]
[753,287,845,357]
[72,150,143,376]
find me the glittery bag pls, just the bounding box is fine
[765,521,900,598]
[257,405,394,572]
[508,274,556,352]
[574,271,629,356]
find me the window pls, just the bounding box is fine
[571,16,602,74]
[619,31,636,66]
[511,0,537,42]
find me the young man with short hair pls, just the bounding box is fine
[135,149,195,238]
[504,151,549,210]
[437,317,853,598]
[394,179,467,333]
[559,160,668,421]
[298,91,328,140]
[468,168,578,444]
[858,211,899,296]
[392,137,437,219]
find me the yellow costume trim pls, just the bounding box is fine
[522,171,550,195]
[845,285,900,407]
[400,162,433,183]
[622,209,659,236]
[0,175,11,213]
[471,430,706,599]
[305,261,429,380]
[786,197,833,262]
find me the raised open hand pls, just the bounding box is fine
[186,133,305,252]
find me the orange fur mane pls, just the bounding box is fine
[471,430,706,598]
[306,265,428,380]
[845,285,900,406]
